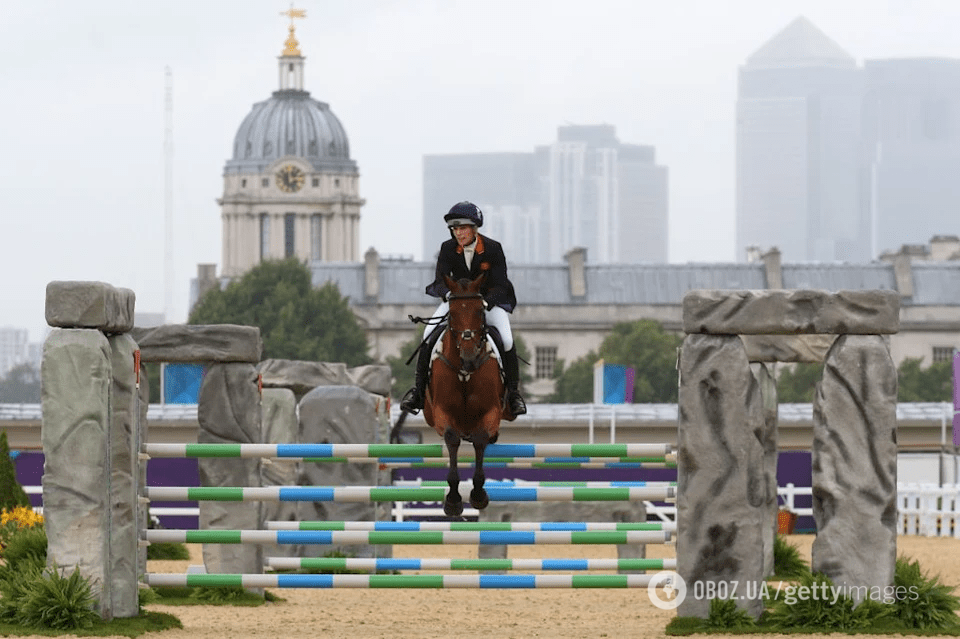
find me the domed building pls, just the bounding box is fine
[218,17,363,277]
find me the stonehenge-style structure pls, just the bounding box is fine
[677,289,899,618]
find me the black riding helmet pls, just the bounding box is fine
[444,201,484,229]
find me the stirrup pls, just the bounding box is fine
[400,387,423,414]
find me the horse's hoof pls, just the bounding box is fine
[444,497,464,517]
[469,489,489,510]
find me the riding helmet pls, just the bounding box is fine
[444,201,484,228]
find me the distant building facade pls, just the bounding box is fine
[217,17,363,278]
[317,238,960,399]
[423,125,668,264]
[0,327,30,378]
[737,17,960,262]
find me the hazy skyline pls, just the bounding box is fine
[4,1,960,341]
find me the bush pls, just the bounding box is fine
[894,555,960,629]
[766,572,891,631]
[704,597,757,629]
[772,533,810,579]
[16,566,101,630]
[147,541,191,560]
[0,432,30,511]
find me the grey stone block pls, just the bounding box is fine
[740,334,837,363]
[811,335,898,603]
[197,363,263,586]
[258,359,392,398]
[259,388,299,559]
[677,334,766,619]
[131,324,261,363]
[41,329,114,619]
[296,386,388,559]
[108,334,139,617]
[682,289,900,335]
[751,362,779,578]
[45,281,135,333]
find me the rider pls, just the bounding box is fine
[400,201,527,417]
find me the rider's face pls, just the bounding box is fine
[452,224,477,247]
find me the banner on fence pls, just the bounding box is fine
[593,360,635,404]
[163,363,205,404]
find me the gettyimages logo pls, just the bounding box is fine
[647,570,687,609]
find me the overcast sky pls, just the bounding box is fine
[3,1,960,341]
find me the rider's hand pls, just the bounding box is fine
[482,299,490,310]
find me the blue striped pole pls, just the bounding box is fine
[265,556,678,572]
[264,520,676,532]
[145,485,676,503]
[143,529,671,545]
[142,442,673,459]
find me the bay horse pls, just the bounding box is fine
[423,273,507,517]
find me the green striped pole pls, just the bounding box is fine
[143,573,660,588]
[145,485,676,502]
[143,529,671,545]
[265,556,678,572]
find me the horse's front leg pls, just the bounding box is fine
[443,427,464,517]
[469,430,490,510]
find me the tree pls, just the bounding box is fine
[897,357,954,402]
[0,363,41,404]
[776,362,823,403]
[548,320,682,403]
[0,431,30,511]
[189,259,371,365]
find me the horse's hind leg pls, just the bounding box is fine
[443,427,464,517]
[469,431,490,510]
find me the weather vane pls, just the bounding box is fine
[280,4,307,57]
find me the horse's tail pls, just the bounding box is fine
[389,409,410,444]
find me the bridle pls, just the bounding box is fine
[439,291,491,381]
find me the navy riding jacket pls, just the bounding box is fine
[424,234,517,313]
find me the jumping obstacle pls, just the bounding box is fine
[144,573,659,589]
[142,440,678,590]
[379,460,676,470]
[144,529,671,545]
[265,557,678,572]
[146,485,676,502]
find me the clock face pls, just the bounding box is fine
[276,165,305,193]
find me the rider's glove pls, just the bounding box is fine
[482,299,490,310]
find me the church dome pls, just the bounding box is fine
[225,89,357,175]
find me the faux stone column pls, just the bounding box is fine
[677,334,766,619]
[197,363,263,582]
[41,329,114,619]
[259,387,299,559]
[107,333,139,617]
[750,362,779,578]
[811,334,898,602]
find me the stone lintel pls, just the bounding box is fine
[131,324,262,363]
[682,289,900,335]
[45,281,135,333]
[258,359,392,397]
[739,334,837,363]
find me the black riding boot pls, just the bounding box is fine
[400,337,434,414]
[503,346,527,416]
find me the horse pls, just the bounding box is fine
[422,273,506,517]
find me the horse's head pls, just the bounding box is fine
[443,273,488,373]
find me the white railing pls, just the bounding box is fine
[898,483,960,538]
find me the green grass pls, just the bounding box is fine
[146,541,190,560]
[666,555,960,636]
[0,611,182,637]
[142,585,284,606]
[771,534,810,580]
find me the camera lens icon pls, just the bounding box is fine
[647,570,686,610]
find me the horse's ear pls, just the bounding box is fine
[443,274,458,293]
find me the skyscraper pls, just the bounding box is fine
[423,125,668,263]
[738,17,960,263]
[736,16,865,263]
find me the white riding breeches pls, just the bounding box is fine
[423,302,514,352]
